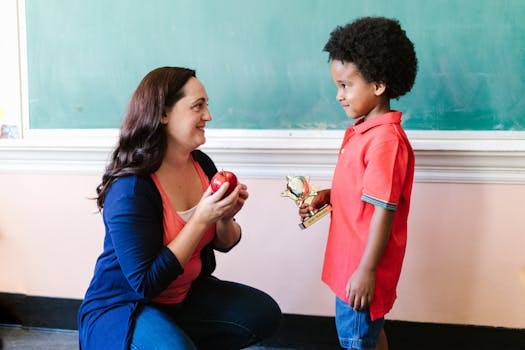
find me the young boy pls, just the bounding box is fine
[300,17,418,350]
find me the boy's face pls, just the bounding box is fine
[330,60,387,121]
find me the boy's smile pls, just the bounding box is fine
[330,60,389,121]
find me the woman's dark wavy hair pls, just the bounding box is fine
[96,67,196,210]
[323,17,418,99]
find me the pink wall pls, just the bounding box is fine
[0,174,524,328]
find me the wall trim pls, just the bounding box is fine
[1,129,525,184]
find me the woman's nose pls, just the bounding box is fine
[203,109,212,121]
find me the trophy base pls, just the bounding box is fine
[299,204,332,229]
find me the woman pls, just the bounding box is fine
[78,67,281,350]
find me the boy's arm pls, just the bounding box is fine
[346,206,395,310]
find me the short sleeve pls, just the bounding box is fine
[361,139,409,211]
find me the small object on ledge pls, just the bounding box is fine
[0,124,19,139]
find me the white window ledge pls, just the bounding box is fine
[1,129,525,184]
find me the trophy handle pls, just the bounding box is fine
[299,204,332,229]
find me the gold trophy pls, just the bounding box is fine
[281,175,332,229]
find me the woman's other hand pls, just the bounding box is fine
[194,182,248,226]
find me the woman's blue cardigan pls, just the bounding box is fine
[78,150,218,350]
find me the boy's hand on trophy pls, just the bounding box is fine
[298,189,331,219]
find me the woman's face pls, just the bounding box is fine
[162,77,211,151]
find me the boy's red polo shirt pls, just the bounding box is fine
[322,111,415,320]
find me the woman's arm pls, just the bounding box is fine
[104,177,184,298]
[167,180,247,263]
[213,218,242,252]
[212,182,248,251]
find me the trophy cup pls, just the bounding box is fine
[281,175,332,229]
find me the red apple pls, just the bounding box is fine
[210,170,238,197]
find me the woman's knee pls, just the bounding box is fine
[184,277,282,342]
[252,289,282,338]
[131,305,197,350]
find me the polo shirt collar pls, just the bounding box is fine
[352,111,402,134]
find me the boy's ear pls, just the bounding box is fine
[374,82,387,96]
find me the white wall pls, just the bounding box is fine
[1,174,524,329]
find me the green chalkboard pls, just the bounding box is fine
[25,0,525,130]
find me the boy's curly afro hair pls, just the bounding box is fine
[324,17,418,99]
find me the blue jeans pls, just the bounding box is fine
[130,276,282,350]
[335,297,384,350]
